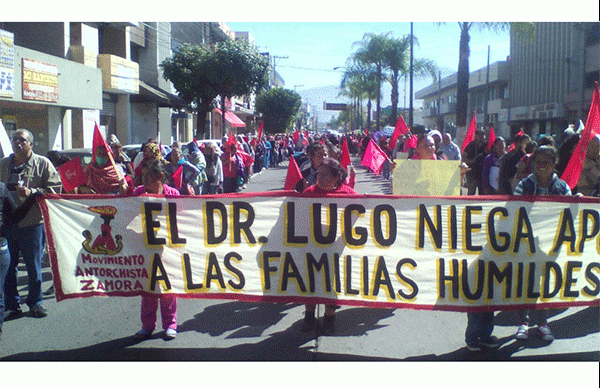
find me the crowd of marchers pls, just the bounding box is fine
[1,123,598,349]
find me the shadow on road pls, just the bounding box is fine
[0,302,398,361]
[405,305,600,361]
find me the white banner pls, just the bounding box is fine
[40,192,600,312]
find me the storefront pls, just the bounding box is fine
[1,33,102,155]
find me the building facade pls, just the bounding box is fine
[416,22,600,144]
[416,61,510,139]
[508,22,599,141]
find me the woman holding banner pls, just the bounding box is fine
[132,159,179,341]
[300,158,356,335]
[513,145,571,342]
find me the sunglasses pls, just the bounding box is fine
[12,137,30,143]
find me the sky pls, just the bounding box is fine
[226,21,512,104]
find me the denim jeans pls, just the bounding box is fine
[465,312,494,344]
[0,236,10,339]
[4,224,45,310]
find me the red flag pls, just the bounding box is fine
[292,129,300,144]
[257,122,264,141]
[561,81,600,189]
[238,150,254,167]
[507,130,524,152]
[57,156,86,193]
[461,111,477,152]
[361,139,387,175]
[92,122,123,179]
[486,126,497,150]
[227,132,237,150]
[340,137,352,168]
[172,165,183,189]
[404,134,418,150]
[284,155,303,190]
[92,123,112,163]
[390,115,409,151]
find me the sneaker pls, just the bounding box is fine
[302,311,316,332]
[515,323,529,340]
[465,341,482,351]
[4,308,23,321]
[133,329,153,341]
[480,336,500,349]
[165,328,177,339]
[30,305,47,318]
[537,324,554,341]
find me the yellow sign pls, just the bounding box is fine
[392,159,461,196]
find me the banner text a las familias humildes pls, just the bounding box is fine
[39,192,600,312]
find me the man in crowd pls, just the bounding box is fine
[440,133,461,161]
[0,129,61,318]
[462,129,487,195]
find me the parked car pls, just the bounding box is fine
[46,148,93,168]
[121,144,142,161]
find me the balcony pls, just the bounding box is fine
[439,102,456,115]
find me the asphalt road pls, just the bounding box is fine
[1,155,598,367]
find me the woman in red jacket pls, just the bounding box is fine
[301,158,356,335]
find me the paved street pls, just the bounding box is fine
[1,155,598,363]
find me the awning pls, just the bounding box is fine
[213,108,246,127]
[132,81,185,108]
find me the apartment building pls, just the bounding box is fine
[416,60,510,138]
[508,22,599,141]
[416,22,600,144]
[1,21,268,153]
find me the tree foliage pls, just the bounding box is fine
[208,39,271,127]
[255,87,302,134]
[161,40,271,138]
[160,44,218,138]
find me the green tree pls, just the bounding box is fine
[352,32,390,131]
[384,35,437,126]
[207,39,271,132]
[340,62,378,130]
[255,87,302,134]
[160,43,218,138]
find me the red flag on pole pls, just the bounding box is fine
[226,132,237,150]
[57,156,86,193]
[340,137,352,168]
[404,134,418,150]
[361,139,387,175]
[292,129,300,144]
[507,129,524,152]
[284,155,303,190]
[561,81,600,189]
[390,115,409,151]
[486,126,497,150]
[92,122,123,180]
[257,122,263,141]
[172,165,183,189]
[461,111,477,152]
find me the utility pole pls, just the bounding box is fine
[409,22,414,129]
[484,45,490,130]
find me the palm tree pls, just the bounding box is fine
[352,32,391,131]
[447,22,534,145]
[340,63,379,130]
[384,35,438,126]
